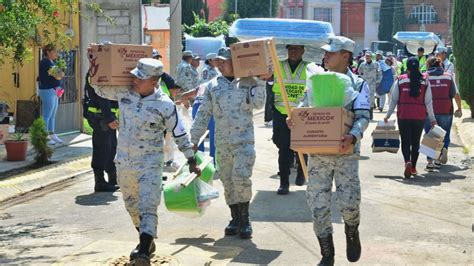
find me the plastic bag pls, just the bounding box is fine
[195,179,219,202]
[309,72,358,107]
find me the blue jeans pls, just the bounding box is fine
[192,101,216,160]
[39,88,59,133]
[424,114,452,159]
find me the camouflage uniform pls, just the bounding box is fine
[190,65,200,90]
[305,68,370,238]
[201,64,219,84]
[92,82,193,238]
[190,75,266,205]
[358,61,381,108]
[176,60,195,92]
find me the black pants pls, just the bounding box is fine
[398,119,424,168]
[90,119,117,176]
[264,83,274,122]
[272,110,306,186]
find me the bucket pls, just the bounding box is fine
[195,152,215,183]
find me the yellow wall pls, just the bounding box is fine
[0,3,81,114]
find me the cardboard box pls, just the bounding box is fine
[372,129,400,153]
[419,134,444,158]
[230,38,273,78]
[290,107,354,154]
[88,44,153,85]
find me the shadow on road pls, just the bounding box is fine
[75,192,119,206]
[374,163,467,187]
[0,218,73,264]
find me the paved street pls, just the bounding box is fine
[0,111,472,265]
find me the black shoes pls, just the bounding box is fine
[239,202,252,239]
[295,172,305,186]
[317,234,335,266]
[130,233,155,265]
[224,204,240,236]
[94,172,119,192]
[345,223,361,262]
[225,202,252,239]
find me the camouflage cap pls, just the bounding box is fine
[206,53,217,60]
[130,58,164,80]
[216,47,231,60]
[437,47,448,54]
[376,50,383,55]
[183,50,193,57]
[321,36,355,53]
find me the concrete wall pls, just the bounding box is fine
[364,0,381,49]
[306,0,341,35]
[79,0,141,91]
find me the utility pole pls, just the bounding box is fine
[269,0,272,17]
[170,0,182,78]
[235,0,238,14]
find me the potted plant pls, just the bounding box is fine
[4,131,28,161]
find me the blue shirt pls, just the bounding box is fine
[39,58,61,89]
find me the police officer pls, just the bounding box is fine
[176,50,196,92]
[272,45,308,194]
[289,36,370,266]
[83,73,119,192]
[91,58,201,265]
[191,47,267,239]
[358,51,381,120]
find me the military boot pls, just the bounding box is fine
[130,227,156,261]
[224,204,240,236]
[239,202,252,239]
[132,233,154,266]
[345,223,361,262]
[94,172,118,192]
[277,175,290,195]
[317,234,335,266]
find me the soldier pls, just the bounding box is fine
[83,73,120,192]
[191,55,201,90]
[272,45,309,194]
[190,47,267,239]
[288,36,370,266]
[90,57,201,266]
[358,51,381,120]
[201,53,220,83]
[176,50,196,92]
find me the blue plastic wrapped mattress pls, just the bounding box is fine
[393,31,444,55]
[184,34,226,59]
[229,18,335,62]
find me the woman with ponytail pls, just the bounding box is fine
[384,57,437,178]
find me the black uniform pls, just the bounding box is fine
[84,74,119,191]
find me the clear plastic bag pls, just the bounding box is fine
[195,179,219,203]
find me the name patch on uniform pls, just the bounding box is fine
[121,98,132,104]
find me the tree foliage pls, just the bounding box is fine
[392,0,405,37]
[0,0,112,66]
[223,0,278,18]
[453,0,474,116]
[183,12,238,45]
[29,118,53,164]
[378,0,395,42]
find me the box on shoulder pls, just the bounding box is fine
[88,44,153,86]
[290,107,354,154]
[230,38,273,78]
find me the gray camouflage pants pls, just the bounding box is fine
[215,143,255,205]
[306,154,361,238]
[116,158,163,237]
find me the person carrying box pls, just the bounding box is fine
[287,36,371,266]
[190,47,268,239]
[90,56,201,266]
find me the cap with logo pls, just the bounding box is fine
[321,36,355,53]
[216,47,231,60]
[130,58,164,80]
[206,53,217,60]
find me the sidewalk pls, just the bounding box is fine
[0,132,93,202]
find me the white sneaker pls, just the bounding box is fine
[47,138,56,145]
[51,134,64,144]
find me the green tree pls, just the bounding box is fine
[223,0,278,18]
[29,118,53,164]
[378,0,395,42]
[0,1,111,66]
[183,12,238,45]
[392,0,405,37]
[453,0,474,117]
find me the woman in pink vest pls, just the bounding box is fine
[424,57,463,170]
[384,57,436,178]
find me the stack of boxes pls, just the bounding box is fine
[371,120,400,153]
[419,125,446,159]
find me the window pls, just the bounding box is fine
[313,8,332,22]
[286,7,302,19]
[408,4,438,24]
[373,7,380,23]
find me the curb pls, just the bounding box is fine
[455,116,474,158]
[0,156,92,203]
